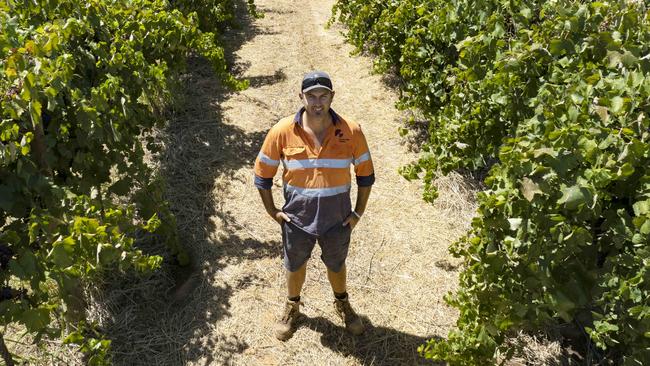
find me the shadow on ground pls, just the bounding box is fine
[92,1,289,365]
[299,315,443,366]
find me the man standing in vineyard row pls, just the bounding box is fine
[254,71,375,340]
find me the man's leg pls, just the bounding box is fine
[328,263,364,335]
[287,261,308,298]
[274,261,308,341]
[275,223,315,341]
[320,226,364,335]
[326,264,346,294]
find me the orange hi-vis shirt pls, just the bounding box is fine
[254,107,375,235]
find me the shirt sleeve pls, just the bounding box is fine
[254,126,281,189]
[352,125,375,187]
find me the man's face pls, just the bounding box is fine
[300,88,335,117]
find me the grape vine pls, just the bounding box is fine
[333,0,650,364]
[1,0,253,363]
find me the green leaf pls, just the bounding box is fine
[610,97,624,114]
[549,39,572,56]
[63,331,84,344]
[552,291,576,322]
[617,162,635,178]
[97,244,119,266]
[29,100,42,129]
[19,308,50,333]
[9,250,39,280]
[578,138,598,162]
[585,168,612,188]
[73,217,99,234]
[49,237,75,268]
[557,185,589,210]
[620,51,638,67]
[108,179,131,196]
[8,259,27,280]
[594,320,619,333]
[640,220,650,235]
[533,147,557,158]
[144,213,161,232]
[633,200,650,216]
[0,185,15,211]
[598,134,618,150]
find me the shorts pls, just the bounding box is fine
[281,221,352,273]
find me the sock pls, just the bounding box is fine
[334,291,348,300]
[288,295,300,302]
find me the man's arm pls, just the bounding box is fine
[258,188,291,225]
[354,186,371,217]
[255,123,288,225]
[342,185,372,229]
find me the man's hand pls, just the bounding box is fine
[258,189,290,225]
[342,212,360,230]
[270,208,291,225]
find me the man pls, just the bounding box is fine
[254,71,375,341]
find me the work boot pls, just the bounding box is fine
[274,299,301,341]
[334,296,364,335]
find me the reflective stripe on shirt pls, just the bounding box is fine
[284,158,352,170]
[284,183,351,198]
[354,152,371,166]
[258,152,280,166]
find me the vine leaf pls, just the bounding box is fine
[558,185,589,210]
[520,177,542,202]
[19,308,50,333]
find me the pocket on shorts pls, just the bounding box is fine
[323,224,352,245]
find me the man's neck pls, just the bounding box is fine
[303,110,333,132]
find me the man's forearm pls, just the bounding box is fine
[258,188,278,215]
[354,186,372,216]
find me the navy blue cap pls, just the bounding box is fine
[301,71,333,92]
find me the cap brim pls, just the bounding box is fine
[302,85,333,93]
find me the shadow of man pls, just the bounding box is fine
[294,315,444,366]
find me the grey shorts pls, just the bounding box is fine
[282,221,352,272]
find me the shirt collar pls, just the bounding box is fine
[293,107,340,125]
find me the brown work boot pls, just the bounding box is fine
[274,299,301,341]
[333,296,364,335]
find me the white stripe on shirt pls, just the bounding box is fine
[284,183,351,198]
[354,152,371,165]
[283,158,352,170]
[258,152,280,166]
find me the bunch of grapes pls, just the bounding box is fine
[0,245,13,270]
[0,287,26,302]
[0,287,13,301]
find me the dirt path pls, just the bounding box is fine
[104,1,477,365]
